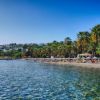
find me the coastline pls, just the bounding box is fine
[0,58,99,68]
[25,58,100,69]
[44,61,100,68]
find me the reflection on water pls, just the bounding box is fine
[0,60,100,100]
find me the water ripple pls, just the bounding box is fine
[0,60,100,100]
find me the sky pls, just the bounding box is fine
[0,0,100,44]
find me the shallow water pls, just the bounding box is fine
[0,60,100,100]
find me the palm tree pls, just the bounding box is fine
[91,24,100,45]
[77,32,90,53]
[90,24,100,56]
[64,37,72,45]
[72,41,78,57]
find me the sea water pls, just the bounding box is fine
[0,60,100,100]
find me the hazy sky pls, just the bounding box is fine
[0,0,100,44]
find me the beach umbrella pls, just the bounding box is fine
[93,57,97,59]
[79,53,92,57]
[86,56,91,59]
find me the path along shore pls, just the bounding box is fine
[25,58,100,69]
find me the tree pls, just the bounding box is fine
[91,24,100,46]
[90,25,100,56]
[64,37,72,45]
[77,32,90,53]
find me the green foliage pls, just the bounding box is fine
[96,43,100,54]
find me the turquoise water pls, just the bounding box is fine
[0,60,100,100]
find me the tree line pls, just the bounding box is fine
[0,24,100,58]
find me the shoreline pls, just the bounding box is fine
[25,58,100,69]
[0,58,99,69]
[43,61,100,68]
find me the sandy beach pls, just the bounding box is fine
[44,61,100,68]
[26,58,100,69]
